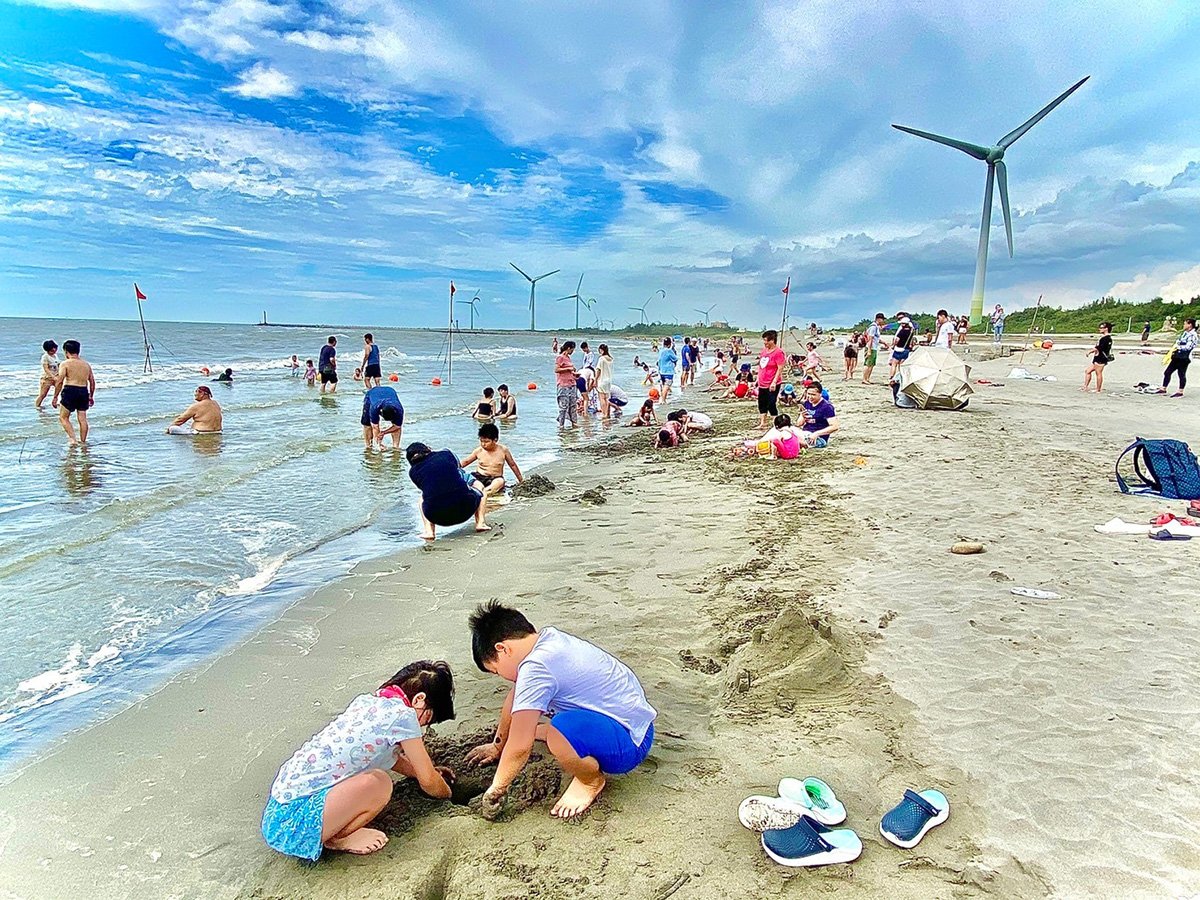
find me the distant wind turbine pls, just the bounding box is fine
[694,304,717,326]
[455,290,481,330]
[510,262,560,331]
[554,273,592,330]
[892,76,1089,325]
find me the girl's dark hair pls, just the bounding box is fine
[561,340,576,353]
[1099,321,1113,331]
[667,409,686,422]
[1187,318,1197,328]
[468,601,536,671]
[774,414,792,428]
[599,343,610,356]
[640,398,654,409]
[43,340,57,352]
[381,660,455,723]
[405,442,432,465]
[657,427,673,444]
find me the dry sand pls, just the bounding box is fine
[0,337,1197,899]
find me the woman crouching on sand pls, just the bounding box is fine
[261,661,456,860]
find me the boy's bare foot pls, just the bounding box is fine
[475,523,492,533]
[325,827,388,855]
[550,775,606,819]
[420,532,435,541]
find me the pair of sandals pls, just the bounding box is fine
[738,778,949,867]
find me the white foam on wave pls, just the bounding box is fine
[1,641,123,723]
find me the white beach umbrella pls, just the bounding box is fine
[898,347,974,410]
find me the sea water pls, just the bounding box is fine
[0,317,642,772]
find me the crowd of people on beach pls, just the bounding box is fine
[28,306,1200,867]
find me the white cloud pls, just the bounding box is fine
[224,63,299,99]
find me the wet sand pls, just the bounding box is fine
[0,340,1197,898]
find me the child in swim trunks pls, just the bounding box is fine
[460,422,523,498]
[262,661,456,861]
[624,398,657,427]
[465,602,656,821]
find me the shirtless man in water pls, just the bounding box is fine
[166,385,223,434]
[460,422,523,498]
[52,340,94,445]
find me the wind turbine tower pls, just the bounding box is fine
[510,262,560,331]
[554,274,590,330]
[892,76,1089,325]
[455,290,481,330]
[695,304,717,326]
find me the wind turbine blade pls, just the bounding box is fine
[553,295,574,302]
[892,124,989,160]
[997,76,1089,150]
[534,269,560,281]
[509,262,532,282]
[996,160,1014,258]
[576,274,584,293]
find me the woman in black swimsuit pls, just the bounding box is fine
[1082,321,1113,393]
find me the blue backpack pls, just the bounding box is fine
[1115,438,1200,500]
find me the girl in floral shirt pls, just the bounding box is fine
[261,660,456,860]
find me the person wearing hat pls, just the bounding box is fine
[862,313,886,385]
[779,383,798,407]
[889,315,916,381]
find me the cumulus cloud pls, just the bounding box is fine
[224,63,299,99]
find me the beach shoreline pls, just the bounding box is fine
[0,348,1198,898]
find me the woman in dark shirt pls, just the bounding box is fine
[406,443,488,540]
[1082,321,1114,393]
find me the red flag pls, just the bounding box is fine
[781,277,790,297]
[450,281,456,296]
[134,283,147,301]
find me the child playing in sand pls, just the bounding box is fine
[653,418,687,448]
[758,413,809,459]
[803,343,824,377]
[261,661,457,860]
[624,398,658,427]
[718,371,752,400]
[464,602,656,821]
[304,359,317,386]
[461,422,523,498]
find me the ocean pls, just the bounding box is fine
[0,317,643,773]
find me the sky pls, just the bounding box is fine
[2,0,1200,330]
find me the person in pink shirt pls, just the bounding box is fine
[756,329,786,428]
[554,341,579,428]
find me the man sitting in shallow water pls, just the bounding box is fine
[166,385,223,435]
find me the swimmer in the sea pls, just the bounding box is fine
[471,387,496,421]
[460,422,523,498]
[166,385,223,435]
[495,384,518,421]
[51,339,94,445]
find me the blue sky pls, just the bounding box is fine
[2,0,1200,329]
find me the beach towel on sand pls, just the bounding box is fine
[1116,438,1200,500]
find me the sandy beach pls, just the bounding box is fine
[0,339,1197,899]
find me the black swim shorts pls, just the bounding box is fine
[364,363,382,379]
[320,366,338,384]
[423,492,481,528]
[60,385,90,412]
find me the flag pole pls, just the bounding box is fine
[135,283,153,374]
[447,281,454,386]
[1016,294,1043,367]
[779,276,791,336]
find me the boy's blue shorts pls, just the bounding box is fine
[550,710,654,775]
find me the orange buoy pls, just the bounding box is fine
[431,377,442,386]
[1041,340,1054,350]
[388,373,399,382]
[648,388,660,400]
[527,382,538,391]
[200,366,210,375]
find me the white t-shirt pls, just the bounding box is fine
[512,627,656,744]
[935,321,955,349]
[688,412,713,430]
[40,352,59,380]
[269,693,422,803]
[866,324,882,349]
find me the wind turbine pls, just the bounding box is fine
[510,262,560,331]
[455,290,481,330]
[628,298,651,325]
[892,76,1089,325]
[554,273,591,330]
[694,304,717,326]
